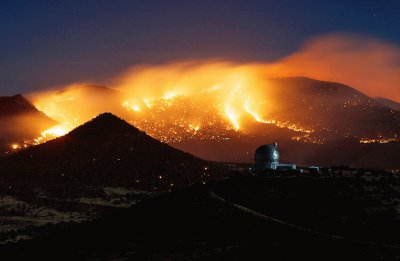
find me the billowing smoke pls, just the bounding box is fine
[112,33,400,103]
[270,33,400,102]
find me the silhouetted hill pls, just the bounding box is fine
[0,94,56,155]
[0,113,223,196]
[375,97,400,111]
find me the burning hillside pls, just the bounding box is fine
[20,33,400,153]
[1,58,399,166]
[26,62,400,146]
[28,62,274,134]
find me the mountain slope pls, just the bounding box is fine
[151,77,400,166]
[27,84,126,128]
[0,94,39,116]
[0,94,56,155]
[262,77,400,138]
[375,97,400,111]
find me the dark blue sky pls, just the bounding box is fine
[1,0,399,95]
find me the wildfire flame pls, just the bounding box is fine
[20,61,321,148]
[3,33,400,156]
[20,42,399,149]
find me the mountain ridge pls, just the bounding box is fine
[0,94,56,155]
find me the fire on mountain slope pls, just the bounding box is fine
[10,61,397,158]
[6,33,400,151]
[26,63,319,145]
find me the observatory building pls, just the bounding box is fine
[253,142,319,173]
[253,142,296,172]
[254,142,280,170]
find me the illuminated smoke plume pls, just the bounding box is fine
[270,33,400,102]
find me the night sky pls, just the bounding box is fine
[1,0,399,95]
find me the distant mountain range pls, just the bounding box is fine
[1,77,400,168]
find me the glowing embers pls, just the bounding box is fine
[188,124,200,132]
[6,143,26,154]
[120,89,318,144]
[244,100,314,134]
[11,143,21,150]
[8,125,68,154]
[122,101,141,112]
[359,137,400,144]
[244,100,275,125]
[42,125,67,137]
[291,134,325,144]
[125,95,237,143]
[7,142,29,153]
[32,125,68,145]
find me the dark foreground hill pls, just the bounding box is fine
[0,94,56,155]
[0,113,223,196]
[1,172,400,260]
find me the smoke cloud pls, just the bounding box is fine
[270,33,400,102]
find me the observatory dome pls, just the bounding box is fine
[254,142,279,163]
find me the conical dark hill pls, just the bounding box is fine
[0,113,222,196]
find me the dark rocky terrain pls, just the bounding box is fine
[1,170,400,260]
